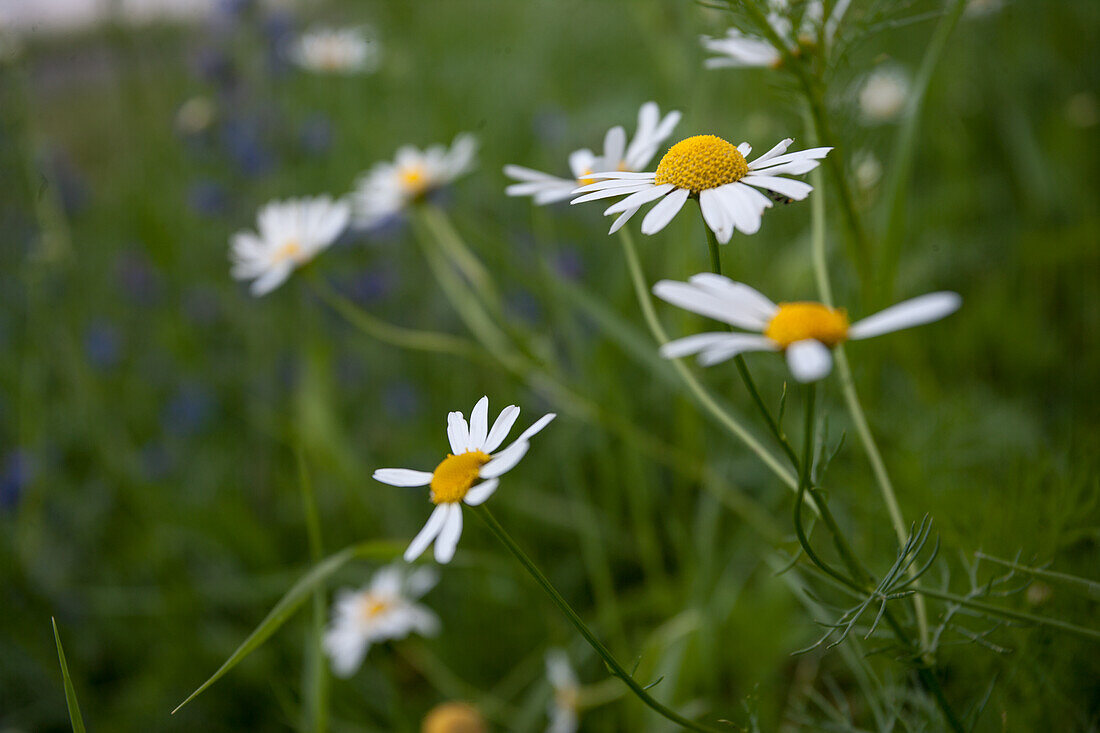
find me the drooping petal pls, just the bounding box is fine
[514,413,556,443]
[571,183,655,205]
[404,504,450,562]
[640,187,690,235]
[373,468,434,487]
[698,335,777,366]
[608,206,641,234]
[699,188,734,243]
[652,279,772,331]
[786,339,835,382]
[686,273,778,322]
[433,504,463,563]
[660,332,740,359]
[463,477,499,506]
[742,174,814,201]
[848,292,962,340]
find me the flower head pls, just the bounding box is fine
[653,274,961,382]
[230,196,350,296]
[374,396,555,563]
[324,565,440,677]
[291,27,380,74]
[504,101,681,209]
[351,134,477,228]
[422,702,487,733]
[546,649,581,733]
[571,136,829,241]
[701,0,850,70]
[858,65,911,124]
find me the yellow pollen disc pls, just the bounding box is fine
[274,240,304,263]
[765,302,850,349]
[430,450,490,504]
[577,168,596,188]
[400,165,428,195]
[422,702,487,733]
[359,596,390,621]
[654,135,749,194]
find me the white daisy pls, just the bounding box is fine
[858,65,911,124]
[290,27,380,74]
[350,134,478,229]
[653,274,961,382]
[701,0,850,70]
[571,135,830,241]
[229,196,350,296]
[374,396,556,564]
[323,564,440,678]
[546,649,580,733]
[504,101,681,213]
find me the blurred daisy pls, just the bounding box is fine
[701,0,850,70]
[374,396,555,564]
[653,274,961,382]
[571,135,829,241]
[229,196,350,296]
[324,565,440,677]
[291,27,380,74]
[858,65,911,124]
[546,649,580,733]
[504,101,681,210]
[351,134,477,228]
[422,702,487,733]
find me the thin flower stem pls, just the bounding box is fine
[908,587,1100,643]
[618,228,799,490]
[296,449,329,733]
[418,203,504,311]
[309,276,487,364]
[700,218,800,468]
[472,505,727,733]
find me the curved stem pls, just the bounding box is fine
[618,228,798,490]
[472,505,727,733]
[418,203,504,311]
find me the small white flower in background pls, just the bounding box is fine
[546,649,581,733]
[291,27,380,74]
[571,135,830,241]
[374,396,555,564]
[504,101,681,209]
[701,0,850,70]
[324,565,440,677]
[175,96,216,136]
[653,274,961,382]
[853,150,883,191]
[858,65,911,124]
[350,134,477,229]
[229,196,350,296]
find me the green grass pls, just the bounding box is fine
[2,0,1099,730]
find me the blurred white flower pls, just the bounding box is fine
[571,135,829,241]
[175,96,215,135]
[291,27,380,74]
[546,649,580,733]
[858,66,911,124]
[653,274,961,382]
[504,101,681,207]
[853,150,883,191]
[324,565,439,677]
[701,0,850,70]
[229,196,350,296]
[373,396,555,564]
[350,134,477,228]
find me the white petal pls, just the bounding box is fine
[325,631,369,678]
[250,264,294,297]
[373,468,433,487]
[652,279,772,331]
[848,292,962,340]
[750,146,832,170]
[640,187,690,235]
[463,477,499,506]
[484,405,520,453]
[742,175,814,201]
[405,567,439,598]
[699,188,733,244]
[480,440,530,478]
[446,411,469,455]
[571,183,654,205]
[748,138,793,167]
[468,396,489,451]
[578,171,657,181]
[661,332,775,362]
[433,504,463,563]
[603,183,676,215]
[698,334,777,366]
[568,148,596,179]
[602,125,626,167]
[686,273,778,320]
[737,142,752,157]
[608,207,640,233]
[786,339,834,382]
[503,164,557,182]
[515,412,556,443]
[715,184,763,235]
[404,504,450,562]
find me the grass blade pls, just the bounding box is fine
[172,540,399,715]
[52,617,87,733]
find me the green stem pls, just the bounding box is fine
[472,505,727,732]
[418,203,504,311]
[296,450,328,733]
[618,228,798,490]
[878,0,969,302]
[910,587,1100,643]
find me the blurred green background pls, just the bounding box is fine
[2,0,1098,730]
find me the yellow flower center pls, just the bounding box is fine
[577,168,596,188]
[765,302,850,349]
[422,702,487,733]
[359,595,391,621]
[430,450,490,504]
[400,164,428,195]
[654,135,749,194]
[274,240,304,263]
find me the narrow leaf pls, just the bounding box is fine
[52,617,87,733]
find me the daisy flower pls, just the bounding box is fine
[229,196,350,296]
[653,274,961,382]
[323,565,440,677]
[350,134,477,229]
[858,65,911,124]
[373,396,555,564]
[504,101,681,211]
[290,27,380,74]
[546,649,581,733]
[701,0,850,70]
[571,135,830,241]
